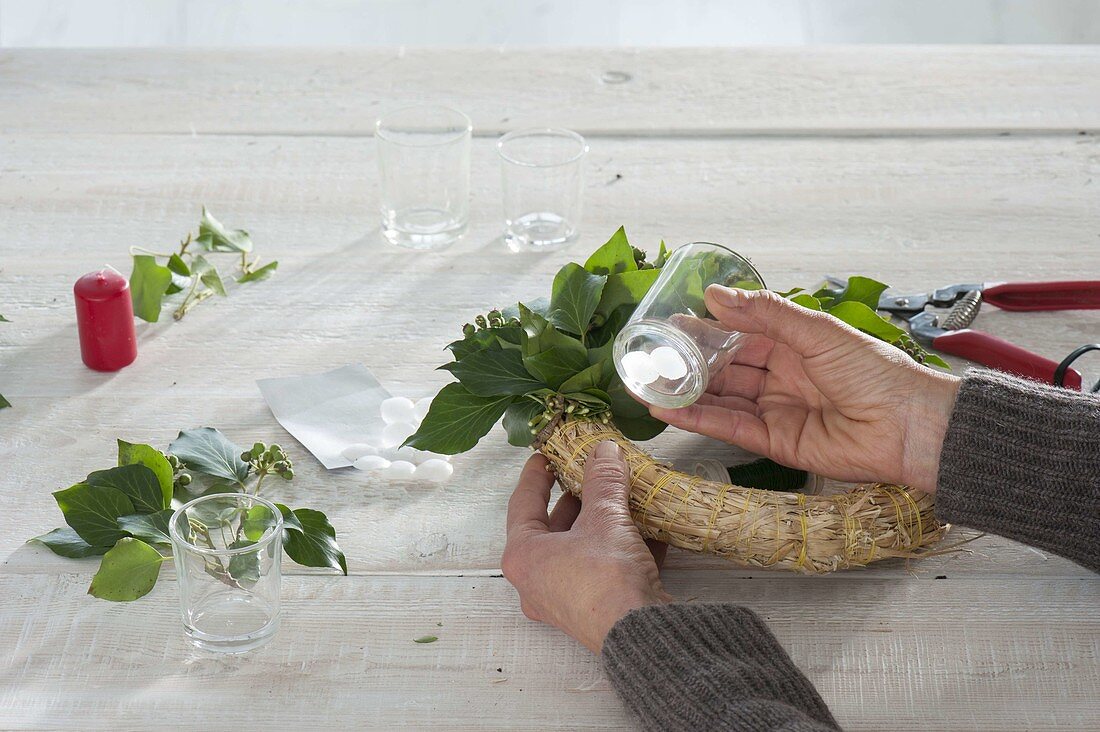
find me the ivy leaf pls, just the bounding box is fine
[195,207,253,253]
[242,502,302,541]
[502,298,549,321]
[117,510,174,545]
[86,464,167,515]
[282,508,348,575]
[788,293,823,311]
[442,348,546,397]
[502,399,544,447]
[169,427,250,484]
[192,255,227,297]
[583,226,637,275]
[413,635,438,644]
[653,240,670,268]
[519,304,588,362]
[53,483,134,547]
[30,527,110,558]
[819,276,888,311]
[523,347,590,390]
[0,394,9,410]
[446,325,523,361]
[558,362,605,394]
[167,253,191,276]
[227,539,261,586]
[129,254,173,323]
[0,313,9,322]
[403,383,513,455]
[608,375,651,420]
[546,263,607,337]
[238,261,278,283]
[88,538,166,601]
[923,352,951,370]
[117,440,173,509]
[827,301,908,342]
[614,414,668,441]
[595,268,660,320]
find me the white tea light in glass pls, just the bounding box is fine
[169,493,284,653]
[498,128,588,252]
[613,242,765,409]
[376,104,472,250]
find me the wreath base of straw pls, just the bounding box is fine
[535,418,946,574]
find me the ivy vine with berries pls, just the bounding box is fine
[30,427,345,602]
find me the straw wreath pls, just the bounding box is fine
[536,418,945,573]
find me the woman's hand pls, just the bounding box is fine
[649,286,960,493]
[501,442,672,654]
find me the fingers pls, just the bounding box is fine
[548,492,581,532]
[577,441,632,526]
[704,285,855,358]
[506,454,554,539]
[648,402,771,456]
[706,363,766,400]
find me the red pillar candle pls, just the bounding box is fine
[74,268,138,372]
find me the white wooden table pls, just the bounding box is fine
[1,48,1098,731]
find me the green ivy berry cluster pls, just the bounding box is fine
[462,309,521,337]
[241,442,295,481]
[526,392,613,438]
[165,453,192,488]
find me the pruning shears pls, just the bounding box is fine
[826,278,1100,390]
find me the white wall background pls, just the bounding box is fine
[2,0,1100,47]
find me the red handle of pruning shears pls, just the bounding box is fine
[983,281,1100,311]
[932,329,1083,389]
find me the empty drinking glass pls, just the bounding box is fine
[498,128,588,252]
[376,104,471,250]
[613,242,766,409]
[169,493,284,653]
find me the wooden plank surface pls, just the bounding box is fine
[1,48,1098,731]
[2,47,1100,136]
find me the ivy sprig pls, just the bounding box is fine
[404,227,951,458]
[30,428,346,601]
[129,207,278,322]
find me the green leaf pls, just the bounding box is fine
[192,254,227,296]
[827,301,908,342]
[242,502,302,541]
[614,414,668,441]
[558,362,605,394]
[0,313,9,322]
[502,298,549,321]
[413,635,438,644]
[169,427,250,484]
[442,348,546,397]
[238,261,278,283]
[653,240,670,268]
[584,226,637,275]
[404,383,514,455]
[789,293,823,311]
[546,263,607,337]
[283,508,348,575]
[0,393,9,410]
[503,399,544,447]
[195,207,253,253]
[564,388,611,408]
[129,254,173,322]
[167,253,191,276]
[523,347,590,390]
[595,268,661,320]
[88,538,166,601]
[924,352,951,370]
[117,440,173,509]
[86,464,166,515]
[608,375,651,420]
[53,483,134,547]
[518,303,587,362]
[30,527,110,558]
[117,510,174,545]
[227,539,261,586]
[820,276,888,312]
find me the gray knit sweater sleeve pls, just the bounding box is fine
[935,368,1100,571]
[602,604,840,731]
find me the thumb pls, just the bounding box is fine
[704,285,856,358]
[577,441,633,525]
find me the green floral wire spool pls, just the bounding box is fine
[405,227,951,572]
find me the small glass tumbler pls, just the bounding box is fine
[613,242,766,409]
[498,128,588,252]
[376,104,472,250]
[169,493,284,653]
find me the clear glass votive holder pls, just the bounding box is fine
[169,493,284,653]
[498,128,588,252]
[613,242,766,409]
[376,104,472,250]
